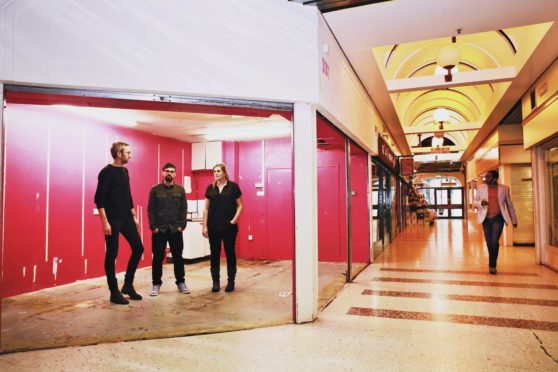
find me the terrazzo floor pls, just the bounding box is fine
[1,219,558,371]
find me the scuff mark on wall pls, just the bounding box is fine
[52,257,58,281]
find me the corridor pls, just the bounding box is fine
[1,219,558,371]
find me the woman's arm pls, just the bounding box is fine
[230,196,244,224]
[202,198,210,238]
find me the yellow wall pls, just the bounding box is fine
[522,58,558,148]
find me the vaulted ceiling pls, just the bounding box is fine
[299,0,558,168]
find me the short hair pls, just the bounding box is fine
[487,170,499,179]
[110,142,129,159]
[162,162,176,171]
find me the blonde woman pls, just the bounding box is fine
[203,164,244,292]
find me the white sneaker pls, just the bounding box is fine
[177,282,190,294]
[150,284,161,296]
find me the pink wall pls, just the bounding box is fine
[317,116,348,262]
[350,143,370,263]
[227,138,294,260]
[2,103,192,298]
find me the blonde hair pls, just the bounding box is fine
[212,163,230,188]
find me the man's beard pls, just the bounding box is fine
[165,175,174,183]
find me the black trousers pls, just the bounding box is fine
[208,224,238,282]
[152,230,185,285]
[104,218,144,292]
[482,214,505,268]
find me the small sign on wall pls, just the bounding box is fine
[184,176,192,194]
[400,158,414,176]
[322,57,330,78]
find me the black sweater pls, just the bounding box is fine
[94,164,134,221]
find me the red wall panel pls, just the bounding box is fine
[1,104,193,297]
[235,139,293,260]
[350,145,370,263]
[3,107,49,294]
[317,117,347,263]
[1,101,292,298]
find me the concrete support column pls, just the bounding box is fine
[293,102,318,323]
[531,147,546,265]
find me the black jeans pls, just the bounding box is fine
[104,218,144,292]
[152,230,185,285]
[208,223,238,282]
[482,214,505,268]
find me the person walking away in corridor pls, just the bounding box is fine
[474,170,517,275]
[94,142,144,305]
[202,163,244,292]
[148,162,189,296]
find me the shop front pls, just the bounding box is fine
[522,57,558,270]
[372,136,403,259]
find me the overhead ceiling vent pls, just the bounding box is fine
[499,100,522,125]
[288,0,392,13]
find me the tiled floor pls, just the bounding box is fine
[1,219,558,371]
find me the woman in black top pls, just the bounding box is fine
[203,163,244,292]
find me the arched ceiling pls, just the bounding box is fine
[318,0,558,165]
[369,24,551,160]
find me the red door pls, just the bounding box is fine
[266,168,293,260]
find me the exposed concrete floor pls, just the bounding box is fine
[1,258,353,353]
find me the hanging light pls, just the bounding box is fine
[436,30,461,82]
[433,108,449,130]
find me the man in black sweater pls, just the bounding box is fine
[148,162,189,296]
[94,142,144,305]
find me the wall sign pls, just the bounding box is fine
[400,157,414,176]
[377,136,397,171]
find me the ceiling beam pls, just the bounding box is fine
[404,122,482,134]
[386,67,516,93]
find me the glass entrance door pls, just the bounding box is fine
[434,187,464,218]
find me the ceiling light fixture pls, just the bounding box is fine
[436,29,461,82]
[433,108,449,130]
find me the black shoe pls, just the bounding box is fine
[212,281,220,292]
[110,291,129,305]
[121,283,143,300]
[225,281,235,292]
[489,267,497,275]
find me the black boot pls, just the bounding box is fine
[121,283,142,300]
[212,280,220,292]
[110,290,129,305]
[225,280,235,292]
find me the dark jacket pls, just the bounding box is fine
[148,182,187,233]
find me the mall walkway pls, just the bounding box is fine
[1,219,558,371]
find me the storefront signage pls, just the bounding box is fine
[377,136,397,170]
[400,158,414,176]
[431,147,451,153]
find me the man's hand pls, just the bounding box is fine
[202,227,208,238]
[178,227,183,232]
[102,221,112,236]
[134,216,140,230]
[152,227,159,233]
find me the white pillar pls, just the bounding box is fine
[293,102,318,323]
[531,147,546,265]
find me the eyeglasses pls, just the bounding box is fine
[163,169,176,173]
